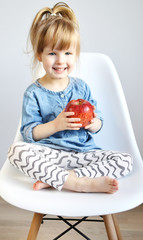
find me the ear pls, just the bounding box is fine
[37,54,42,62]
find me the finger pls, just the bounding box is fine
[84,123,93,129]
[64,111,75,117]
[67,123,82,128]
[84,125,90,129]
[67,118,81,123]
[69,128,81,130]
[90,119,95,123]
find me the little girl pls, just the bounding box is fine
[8,2,133,193]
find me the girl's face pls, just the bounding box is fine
[38,45,77,81]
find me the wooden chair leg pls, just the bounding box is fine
[27,212,44,240]
[112,214,123,240]
[103,214,118,240]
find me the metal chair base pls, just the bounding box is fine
[42,215,104,240]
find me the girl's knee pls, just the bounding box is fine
[8,141,27,163]
[111,151,133,177]
[121,152,133,175]
[127,153,133,172]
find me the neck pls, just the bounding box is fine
[39,75,69,92]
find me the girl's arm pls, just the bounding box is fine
[32,110,82,141]
[21,91,82,142]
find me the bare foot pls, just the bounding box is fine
[63,171,119,194]
[33,180,51,191]
[85,176,119,194]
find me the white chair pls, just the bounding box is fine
[0,53,143,240]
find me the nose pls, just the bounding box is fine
[56,53,65,64]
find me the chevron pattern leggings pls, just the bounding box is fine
[8,141,133,191]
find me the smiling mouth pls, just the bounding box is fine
[53,67,67,73]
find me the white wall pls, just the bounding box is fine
[0,0,143,168]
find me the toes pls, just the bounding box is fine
[109,178,118,187]
[113,179,118,186]
[33,181,44,190]
[107,177,119,193]
[33,182,38,190]
[33,181,42,190]
[33,181,51,191]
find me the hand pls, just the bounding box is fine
[53,109,82,132]
[85,112,102,133]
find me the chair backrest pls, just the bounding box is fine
[17,52,142,161]
[74,53,141,157]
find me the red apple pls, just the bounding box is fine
[65,99,94,127]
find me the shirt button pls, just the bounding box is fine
[61,94,65,98]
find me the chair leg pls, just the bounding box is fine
[112,214,123,240]
[103,214,121,240]
[27,212,44,240]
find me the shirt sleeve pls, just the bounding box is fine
[20,90,42,142]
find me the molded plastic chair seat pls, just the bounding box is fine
[0,53,143,240]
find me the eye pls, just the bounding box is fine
[65,52,72,55]
[49,52,56,56]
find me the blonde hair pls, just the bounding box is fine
[29,2,80,67]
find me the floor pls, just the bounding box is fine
[0,197,143,240]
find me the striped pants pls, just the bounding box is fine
[8,141,133,191]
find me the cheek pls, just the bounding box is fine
[67,62,75,72]
[68,57,76,68]
[42,58,53,68]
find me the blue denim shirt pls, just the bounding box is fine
[20,77,103,152]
